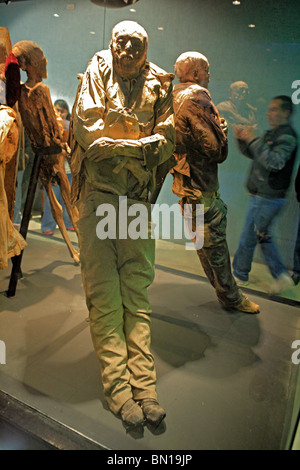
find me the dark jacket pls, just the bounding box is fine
[171,82,228,198]
[295,165,300,203]
[238,124,298,198]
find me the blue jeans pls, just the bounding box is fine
[41,173,72,232]
[293,209,300,276]
[233,195,288,281]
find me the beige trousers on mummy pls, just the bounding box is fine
[76,190,157,414]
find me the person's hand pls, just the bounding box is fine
[234,126,244,139]
[234,125,256,143]
[241,126,256,143]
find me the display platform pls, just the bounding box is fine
[0,232,299,450]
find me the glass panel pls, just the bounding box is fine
[2,0,299,301]
[1,0,299,449]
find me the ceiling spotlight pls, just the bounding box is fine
[90,31,96,35]
[129,8,136,12]
[248,24,256,28]
[232,1,241,5]
[54,13,60,17]
[158,27,164,31]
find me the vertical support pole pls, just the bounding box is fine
[6,151,42,297]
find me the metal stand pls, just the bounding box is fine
[6,151,43,297]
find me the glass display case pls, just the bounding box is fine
[0,0,299,450]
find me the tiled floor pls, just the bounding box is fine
[0,222,299,450]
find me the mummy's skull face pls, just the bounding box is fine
[111,21,148,79]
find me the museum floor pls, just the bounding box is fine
[0,220,299,450]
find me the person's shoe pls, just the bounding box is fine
[234,294,260,314]
[291,273,300,286]
[120,399,144,427]
[139,399,166,426]
[220,293,260,314]
[67,226,75,232]
[43,230,54,236]
[269,272,294,295]
[233,275,249,287]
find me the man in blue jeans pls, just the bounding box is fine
[233,96,298,295]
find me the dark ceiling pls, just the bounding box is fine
[0,0,299,43]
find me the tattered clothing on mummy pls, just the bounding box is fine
[8,40,79,263]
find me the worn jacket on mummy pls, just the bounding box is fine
[171,81,228,200]
[71,49,176,202]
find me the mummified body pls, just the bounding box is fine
[0,28,27,269]
[71,21,175,426]
[0,105,27,269]
[0,27,19,221]
[10,40,79,263]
